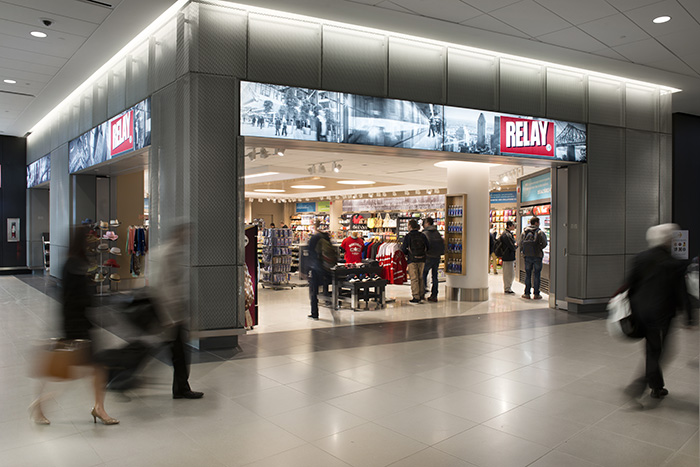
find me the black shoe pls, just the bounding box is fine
[533,294,543,300]
[504,290,515,294]
[650,388,669,399]
[308,314,319,320]
[173,390,204,399]
[427,296,438,302]
[409,298,421,304]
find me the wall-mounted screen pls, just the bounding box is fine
[240,82,587,162]
[27,154,51,188]
[520,172,552,204]
[69,98,151,173]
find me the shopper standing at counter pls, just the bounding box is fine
[402,219,429,304]
[422,217,444,302]
[307,220,331,320]
[498,221,517,295]
[521,217,548,300]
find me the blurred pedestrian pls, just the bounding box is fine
[625,224,689,399]
[402,219,429,304]
[307,220,332,320]
[499,221,517,294]
[521,217,547,299]
[30,226,119,425]
[150,223,203,399]
[422,217,443,302]
[489,224,498,274]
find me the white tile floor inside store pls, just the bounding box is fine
[1,274,698,467]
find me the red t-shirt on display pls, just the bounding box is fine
[341,236,364,263]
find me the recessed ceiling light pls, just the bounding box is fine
[653,16,671,24]
[3,79,16,84]
[254,188,285,193]
[30,31,47,38]
[291,185,325,189]
[244,171,279,179]
[337,180,376,185]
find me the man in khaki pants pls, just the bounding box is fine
[401,219,430,304]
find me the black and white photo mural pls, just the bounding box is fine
[27,154,51,188]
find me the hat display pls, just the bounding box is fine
[109,219,121,227]
[102,231,119,241]
[81,218,93,225]
[103,259,120,268]
[109,247,121,256]
[93,273,106,283]
[99,221,108,230]
[97,243,109,251]
[110,273,121,282]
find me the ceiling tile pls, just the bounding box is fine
[375,1,415,13]
[623,0,699,37]
[604,0,662,11]
[646,56,699,76]
[459,0,522,13]
[0,46,68,68]
[0,92,35,110]
[656,25,700,57]
[590,47,631,61]
[0,32,84,59]
[0,18,90,44]
[536,27,608,52]
[460,14,532,38]
[390,0,482,23]
[0,56,61,76]
[677,0,700,23]
[579,13,650,46]
[534,0,618,24]
[1,0,115,24]
[489,0,573,37]
[613,37,673,63]
[0,66,52,83]
[0,2,99,37]
[680,52,700,74]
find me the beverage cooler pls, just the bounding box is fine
[517,170,553,294]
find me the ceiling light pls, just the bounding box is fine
[333,161,341,173]
[259,148,269,159]
[275,148,285,156]
[502,175,509,182]
[405,191,410,195]
[308,165,315,175]
[30,31,47,38]
[3,79,16,84]
[291,185,325,189]
[653,15,671,24]
[392,192,397,196]
[368,193,373,198]
[258,198,262,203]
[254,189,285,193]
[244,171,278,179]
[246,150,256,161]
[337,180,376,185]
[318,163,326,174]
[427,189,432,194]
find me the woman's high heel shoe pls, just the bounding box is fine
[29,401,50,425]
[91,407,119,425]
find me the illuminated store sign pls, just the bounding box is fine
[27,154,51,188]
[240,81,587,162]
[69,98,151,173]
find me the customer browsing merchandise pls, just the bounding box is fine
[422,217,444,302]
[497,221,517,294]
[521,217,548,299]
[401,219,430,304]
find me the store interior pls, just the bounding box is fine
[244,141,554,334]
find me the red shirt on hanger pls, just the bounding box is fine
[341,236,364,263]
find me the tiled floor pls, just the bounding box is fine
[3,274,699,466]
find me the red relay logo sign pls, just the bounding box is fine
[500,117,554,157]
[110,110,134,157]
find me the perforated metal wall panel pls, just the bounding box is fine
[587,255,624,297]
[188,74,238,267]
[588,77,624,127]
[107,58,126,118]
[587,125,625,255]
[659,133,672,224]
[567,254,585,299]
[49,144,70,280]
[546,68,586,122]
[195,3,247,78]
[447,49,498,110]
[68,100,80,142]
[79,88,93,134]
[27,189,50,268]
[499,59,544,116]
[625,129,659,254]
[626,85,659,132]
[624,254,636,278]
[248,14,321,88]
[92,74,108,128]
[660,91,672,134]
[154,17,178,92]
[126,42,150,107]
[567,164,587,256]
[191,265,239,330]
[323,25,387,96]
[389,37,445,103]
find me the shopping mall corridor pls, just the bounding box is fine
[1,275,698,467]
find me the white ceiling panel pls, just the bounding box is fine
[578,13,651,47]
[624,0,700,36]
[603,0,663,12]
[461,0,522,14]
[0,92,35,110]
[375,1,414,13]
[489,0,573,37]
[681,52,700,74]
[0,56,61,76]
[613,38,673,63]
[0,32,85,59]
[533,0,618,25]
[460,14,531,38]
[590,47,631,61]
[0,2,100,37]
[1,0,117,24]
[0,66,52,83]
[678,0,700,23]
[391,0,481,23]
[0,46,68,68]
[536,27,608,52]
[646,56,698,75]
[656,26,700,57]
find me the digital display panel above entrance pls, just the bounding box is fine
[240,82,586,162]
[27,154,50,188]
[68,98,151,173]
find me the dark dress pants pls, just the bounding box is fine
[171,324,191,395]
